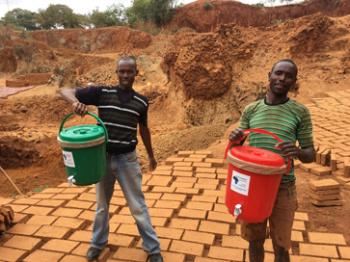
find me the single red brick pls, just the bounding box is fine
[35,225,71,238]
[69,230,92,242]
[108,233,134,247]
[170,240,204,256]
[26,215,58,226]
[0,247,26,261]
[155,227,184,239]
[42,239,80,253]
[170,218,200,230]
[155,200,182,209]
[22,206,54,215]
[113,247,147,261]
[178,208,207,219]
[182,230,215,245]
[8,223,41,236]
[199,221,229,235]
[53,217,85,229]
[4,235,41,251]
[117,224,139,236]
[207,246,244,261]
[23,249,64,262]
[52,207,83,218]
[208,211,235,223]
[186,201,213,211]
[149,208,174,217]
[65,200,94,209]
[36,199,65,207]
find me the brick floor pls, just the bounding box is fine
[2,132,350,262]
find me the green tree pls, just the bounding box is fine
[37,4,81,29]
[3,8,39,30]
[89,4,125,28]
[126,0,177,27]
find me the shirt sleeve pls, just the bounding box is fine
[238,106,251,130]
[139,105,148,127]
[297,107,314,149]
[75,86,101,106]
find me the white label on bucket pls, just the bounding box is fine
[62,151,75,168]
[231,171,250,196]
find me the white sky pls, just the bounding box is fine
[0,0,301,18]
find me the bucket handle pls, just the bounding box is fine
[58,112,108,143]
[225,128,291,174]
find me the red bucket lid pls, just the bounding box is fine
[230,145,285,167]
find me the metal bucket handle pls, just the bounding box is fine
[225,128,291,174]
[59,112,108,143]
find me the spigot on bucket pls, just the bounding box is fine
[67,175,76,186]
[234,204,242,217]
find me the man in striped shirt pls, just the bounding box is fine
[60,57,163,262]
[229,59,315,262]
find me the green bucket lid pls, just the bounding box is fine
[59,124,105,143]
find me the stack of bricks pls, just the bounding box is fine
[309,178,343,207]
[300,91,350,189]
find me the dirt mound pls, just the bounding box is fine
[169,0,350,32]
[5,73,52,87]
[0,48,17,73]
[31,26,152,53]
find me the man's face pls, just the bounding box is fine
[116,60,137,88]
[268,61,297,96]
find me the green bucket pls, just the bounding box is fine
[57,112,108,186]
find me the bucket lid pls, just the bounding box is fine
[229,145,285,167]
[59,124,105,143]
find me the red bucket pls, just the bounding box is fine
[224,128,291,223]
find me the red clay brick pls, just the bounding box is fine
[117,224,139,236]
[194,257,230,262]
[199,221,229,235]
[110,197,127,205]
[162,251,185,262]
[293,220,306,230]
[184,157,204,162]
[339,246,350,259]
[41,188,65,194]
[178,208,207,219]
[77,193,96,202]
[155,227,184,239]
[0,247,26,261]
[172,171,194,177]
[22,206,54,215]
[8,223,41,236]
[172,182,195,188]
[42,239,79,253]
[207,246,244,261]
[52,207,83,218]
[222,235,248,249]
[60,255,87,262]
[108,233,134,247]
[208,211,235,223]
[292,230,304,242]
[13,213,28,223]
[149,208,174,217]
[152,186,176,193]
[214,204,228,213]
[156,165,173,171]
[13,198,40,205]
[175,188,200,194]
[78,210,95,221]
[151,217,168,227]
[182,230,215,245]
[9,204,29,212]
[4,235,41,251]
[155,200,182,209]
[161,193,187,201]
[193,162,213,168]
[151,170,172,176]
[69,230,92,242]
[137,238,171,251]
[192,195,217,203]
[186,201,213,211]
[36,199,65,207]
[35,225,71,238]
[62,188,87,194]
[299,243,339,258]
[65,200,94,209]
[113,247,147,261]
[53,217,85,229]
[308,232,346,245]
[175,177,197,183]
[30,193,55,199]
[170,240,204,256]
[196,172,217,178]
[290,255,328,262]
[294,212,309,221]
[203,190,225,197]
[174,162,193,168]
[170,218,200,230]
[26,215,57,226]
[52,193,78,200]
[110,214,135,224]
[23,249,64,262]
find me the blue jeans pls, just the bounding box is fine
[91,150,160,254]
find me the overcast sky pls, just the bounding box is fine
[0,0,301,18]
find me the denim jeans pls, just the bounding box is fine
[91,150,160,254]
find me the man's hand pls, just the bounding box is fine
[229,128,245,144]
[73,102,88,116]
[149,157,157,172]
[275,141,300,159]
[0,206,14,233]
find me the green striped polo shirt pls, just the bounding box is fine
[239,98,314,183]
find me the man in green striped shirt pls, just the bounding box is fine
[229,59,315,262]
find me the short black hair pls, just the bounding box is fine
[271,59,298,77]
[117,56,137,67]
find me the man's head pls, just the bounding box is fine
[268,59,298,97]
[116,56,138,89]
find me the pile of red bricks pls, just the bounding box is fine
[309,179,342,206]
[0,149,349,261]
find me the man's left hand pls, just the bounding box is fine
[149,157,157,172]
[275,141,300,159]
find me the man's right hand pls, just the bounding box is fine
[73,101,88,116]
[229,128,245,143]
